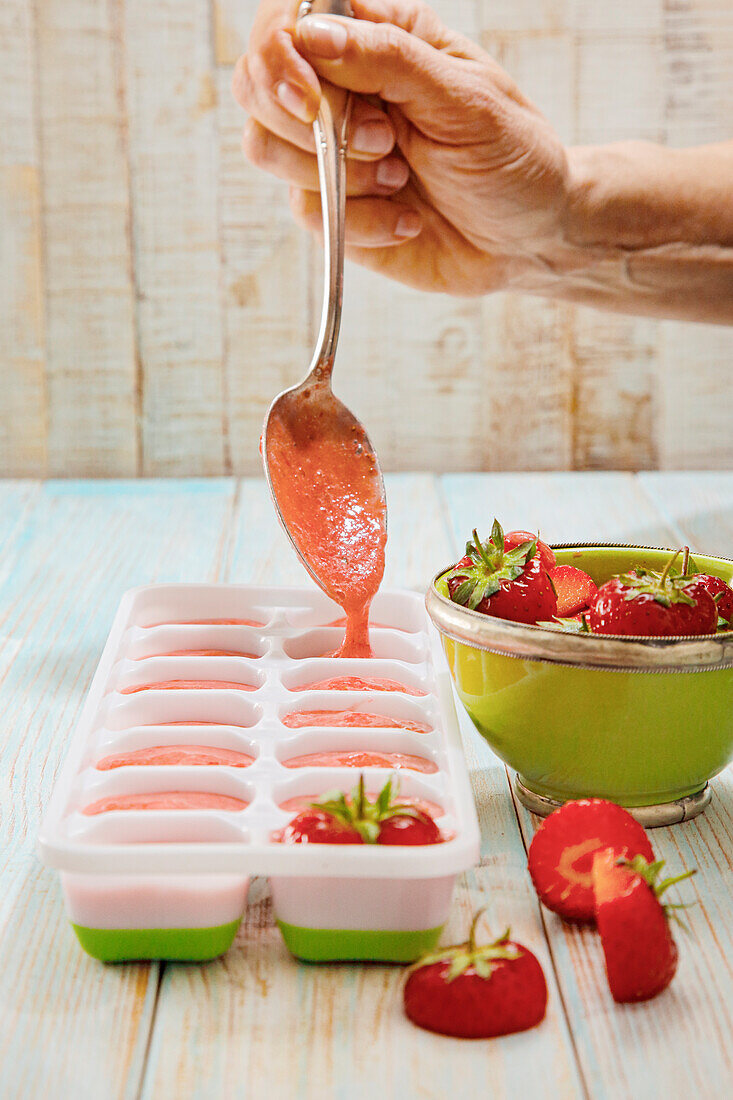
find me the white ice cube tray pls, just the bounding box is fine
[39,584,480,963]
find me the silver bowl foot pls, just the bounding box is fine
[512,775,711,828]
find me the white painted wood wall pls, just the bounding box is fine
[1,0,731,477]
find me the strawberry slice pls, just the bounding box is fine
[549,565,598,617]
[403,910,547,1038]
[528,799,654,921]
[592,849,695,1002]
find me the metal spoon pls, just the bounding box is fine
[261,0,387,605]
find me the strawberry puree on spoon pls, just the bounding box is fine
[265,398,387,659]
[281,709,432,733]
[83,791,248,814]
[96,745,255,769]
[282,750,437,773]
[290,675,426,696]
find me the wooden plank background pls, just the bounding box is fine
[1,0,731,478]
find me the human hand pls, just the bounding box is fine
[232,0,571,296]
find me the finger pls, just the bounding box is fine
[245,2,321,123]
[293,14,474,111]
[243,120,410,195]
[233,53,397,160]
[350,0,483,58]
[290,188,422,247]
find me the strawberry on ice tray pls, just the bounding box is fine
[39,584,480,964]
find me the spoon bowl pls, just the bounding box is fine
[262,1,387,653]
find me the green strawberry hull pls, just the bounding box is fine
[71,919,241,962]
[431,546,733,811]
[277,921,443,963]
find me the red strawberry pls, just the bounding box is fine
[685,573,733,628]
[549,565,598,617]
[528,799,654,921]
[403,911,547,1038]
[588,550,717,637]
[592,850,695,1002]
[504,530,556,573]
[446,520,557,625]
[280,808,363,844]
[281,774,443,845]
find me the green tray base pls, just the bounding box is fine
[277,921,443,962]
[71,919,241,962]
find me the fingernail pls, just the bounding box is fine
[276,81,314,123]
[376,158,410,190]
[395,211,422,239]
[298,16,349,58]
[352,121,394,156]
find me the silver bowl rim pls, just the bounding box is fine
[426,542,733,673]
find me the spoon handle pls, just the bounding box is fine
[298,0,353,381]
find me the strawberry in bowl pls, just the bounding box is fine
[588,551,718,637]
[279,775,444,846]
[428,537,733,818]
[444,520,556,625]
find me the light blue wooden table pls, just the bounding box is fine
[1,473,732,1098]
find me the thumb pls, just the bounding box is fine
[293,14,476,118]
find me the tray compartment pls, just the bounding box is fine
[110,656,265,695]
[282,628,427,664]
[277,691,437,733]
[271,874,454,962]
[126,624,268,660]
[100,691,263,731]
[275,729,440,773]
[282,660,430,696]
[62,872,249,961]
[91,725,259,769]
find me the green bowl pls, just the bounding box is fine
[426,545,733,825]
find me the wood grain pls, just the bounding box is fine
[0,0,46,477]
[34,0,139,477]
[1,0,733,474]
[0,479,237,1100]
[0,473,731,1098]
[124,0,227,475]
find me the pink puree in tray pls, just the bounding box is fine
[291,675,426,696]
[144,649,259,658]
[149,618,264,627]
[283,750,436,773]
[265,393,386,659]
[83,792,248,814]
[120,680,257,694]
[96,745,255,769]
[279,793,443,818]
[282,709,431,733]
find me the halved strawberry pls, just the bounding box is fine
[403,911,547,1038]
[685,573,733,628]
[592,850,695,1002]
[528,799,654,921]
[549,565,598,618]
